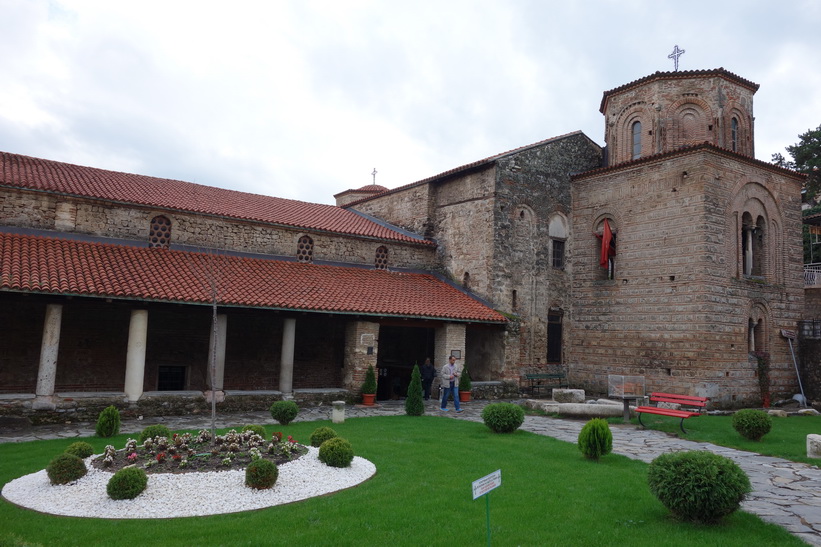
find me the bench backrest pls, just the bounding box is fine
[649,392,707,408]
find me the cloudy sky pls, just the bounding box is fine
[2,1,820,205]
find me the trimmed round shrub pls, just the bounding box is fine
[245,459,279,490]
[648,450,751,523]
[578,418,613,460]
[46,453,87,485]
[319,437,354,468]
[310,426,338,447]
[95,405,121,438]
[481,402,525,433]
[242,424,267,438]
[138,424,172,444]
[270,400,300,425]
[107,467,148,500]
[732,409,772,441]
[65,441,95,459]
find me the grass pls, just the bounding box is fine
[631,413,821,465]
[0,416,807,547]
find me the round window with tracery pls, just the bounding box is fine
[149,215,172,248]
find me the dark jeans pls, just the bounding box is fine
[422,379,433,400]
[440,384,461,410]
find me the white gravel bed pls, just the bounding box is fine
[1,447,375,519]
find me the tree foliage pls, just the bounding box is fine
[772,124,821,201]
[405,364,424,416]
[773,124,821,263]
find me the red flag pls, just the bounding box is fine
[600,219,614,268]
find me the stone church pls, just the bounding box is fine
[0,67,806,420]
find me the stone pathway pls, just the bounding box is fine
[1,399,819,546]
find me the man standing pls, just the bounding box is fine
[421,358,436,401]
[439,355,463,412]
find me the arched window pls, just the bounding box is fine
[595,218,616,280]
[375,246,388,270]
[297,235,314,263]
[741,213,765,278]
[462,272,471,290]
[631,121,642,160]
[549,214,568,270]
[149,215,172,249]
[731,117,739,152]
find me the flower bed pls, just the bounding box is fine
[91,429,308,474]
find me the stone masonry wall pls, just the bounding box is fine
[342,320,379,393]
[1,190,438,270]
[491,134,602,378]
[569,149,804,407]
[806,288,821,318]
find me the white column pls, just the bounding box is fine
[33,304,62,410]
[206,314,228,391]
[279,318,296,394]
[124,309,149,402]
[745,229,753,275]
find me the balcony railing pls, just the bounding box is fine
[805,263,821,288]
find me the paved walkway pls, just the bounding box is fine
[2,400,820,546]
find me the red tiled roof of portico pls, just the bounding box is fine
[0,232,505,323]
[0,152,433,247]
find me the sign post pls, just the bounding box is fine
[472,469,501,546]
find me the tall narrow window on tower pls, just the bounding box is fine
[631,121,642,160]
[741,213,766,278]
[731,117,739,152]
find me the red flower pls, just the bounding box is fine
[172,453,182,461]
[273,432,282,442]
[156,452,166,462]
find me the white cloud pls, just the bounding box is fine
[0,0,819,204]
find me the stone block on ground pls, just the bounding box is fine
[808,434,821,459]
[552,389,584,403]
[767,409,788,418]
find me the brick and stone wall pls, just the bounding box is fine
[569,149,804,407]
[602,71,757,164]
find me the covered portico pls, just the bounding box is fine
[0,232,505,417]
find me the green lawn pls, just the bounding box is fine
[0,416,807,547]
[630,413,821,465]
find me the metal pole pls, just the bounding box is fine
[787,338,808,408]
[486,492,492,547]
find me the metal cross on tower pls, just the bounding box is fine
[668,45,685,72]
[371,168,377,184]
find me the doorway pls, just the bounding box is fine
[376,325,435,400]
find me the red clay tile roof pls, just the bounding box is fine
[0,152,433,247]
[571,142,806,181]
[599,68,760,113]
[0,232,505,323]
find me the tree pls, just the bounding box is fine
[773,124,821,263]
[772,124,821,201]
[405,364,424,416]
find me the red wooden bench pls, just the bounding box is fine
[635,392,708,433]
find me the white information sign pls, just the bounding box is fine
[472,469,502,500]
